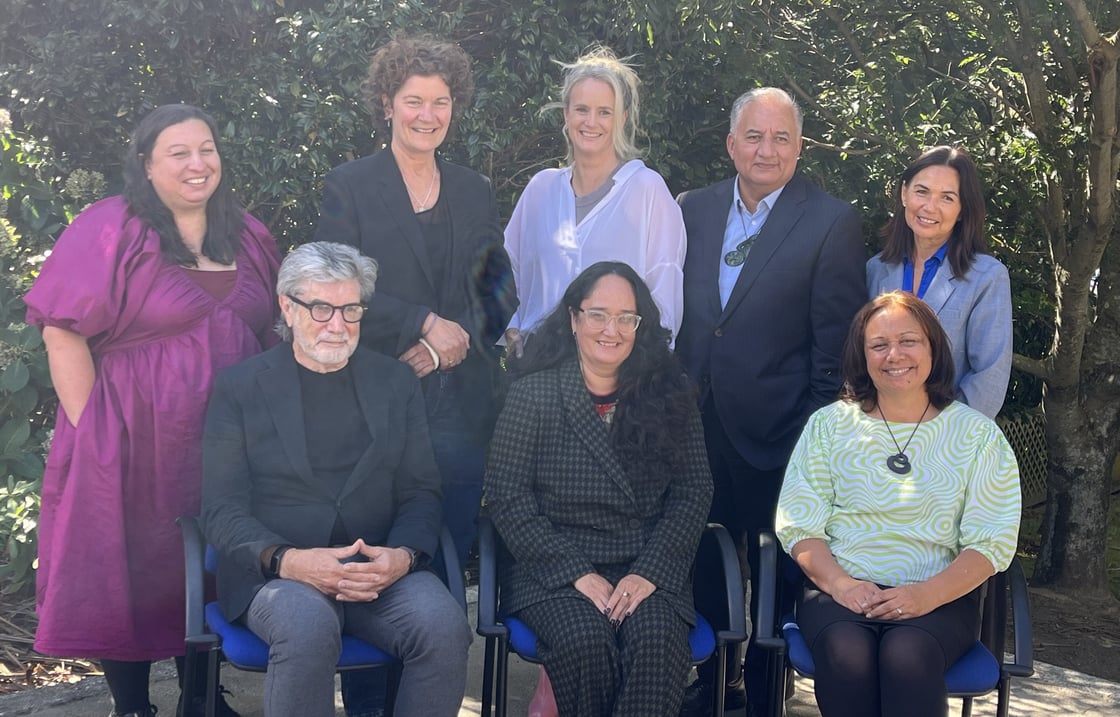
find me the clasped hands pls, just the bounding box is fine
[399,313,470,378]
[278,539,411,602]
[832,576,934,620]
[574,572,656,628]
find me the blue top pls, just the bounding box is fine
[902,242,948,298]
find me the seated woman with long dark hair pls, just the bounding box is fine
[484,261,712,716]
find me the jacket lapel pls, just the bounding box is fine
[702,180,734,319]
[721,175,807,320]
[919,262,956,314]
[371,150,436,290]
[258,345,316,488]
[559,361,637,505]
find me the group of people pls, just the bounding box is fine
[26,32,1020,717]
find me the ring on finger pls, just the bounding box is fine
[896,608,902,616]
[622,591,630,597]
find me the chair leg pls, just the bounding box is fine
[481,638,496,716]
[713,645,728,715]
[205,649,220,717]
[494,638,510,717]
[959,696,973,717]
[996,675,1011,717]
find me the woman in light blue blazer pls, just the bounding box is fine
[866,146,1011,418]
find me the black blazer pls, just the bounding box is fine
[484,360,713,623]
[201,343,442,622]
[315,150,517,435]
[675,174,867,470]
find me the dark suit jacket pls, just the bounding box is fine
[484,360,713,623]
[676,174,867,470]
[201,342,442,622]
[314,150,517,436]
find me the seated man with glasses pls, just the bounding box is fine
[201,241,471,717]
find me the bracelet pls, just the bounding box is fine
[418,337,440,370]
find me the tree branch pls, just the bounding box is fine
[1012,352,1052,381]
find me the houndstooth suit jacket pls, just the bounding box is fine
[484,359,713,623]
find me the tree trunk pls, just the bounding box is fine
[1034,385,1118,595]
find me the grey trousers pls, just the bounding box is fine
[246,571,471,717]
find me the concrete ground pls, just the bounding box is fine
[1,587,1115,716]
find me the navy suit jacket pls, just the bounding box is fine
[676,174,867,470]
[201,343,442,622]
[315,150,517,434]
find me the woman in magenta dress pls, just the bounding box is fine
[24,104,280,717]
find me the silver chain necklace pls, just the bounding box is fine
[878,400,930,475]
[403,167,439,212]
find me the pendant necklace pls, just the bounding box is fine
[403,166,439,212]
[877,400,930,475]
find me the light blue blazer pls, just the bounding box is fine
[866,252,1012,418]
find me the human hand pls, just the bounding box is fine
[866,583,936,620]
[278,543,366,597]
[503,327,524,359]
[829,576,887,616]
[607,574,656,625]
[333,540,411,602]
[399,342,438,378]
[573,573,615,614]
[424,315,470,367]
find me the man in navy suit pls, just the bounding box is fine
[676,88,867,716]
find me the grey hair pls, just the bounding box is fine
[274,241,379,341]
[546,46,643,164]
[729,87,804,136]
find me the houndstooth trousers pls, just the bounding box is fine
[517,591,691,716]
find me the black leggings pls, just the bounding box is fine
[102,655,205,714]
[799,587,980,717]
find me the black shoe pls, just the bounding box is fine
[679,679,747,716]
[177,685,241,717]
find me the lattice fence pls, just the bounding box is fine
[996,408,1047,506]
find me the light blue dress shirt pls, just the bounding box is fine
[718,181,785,308]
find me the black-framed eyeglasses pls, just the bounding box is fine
[724,233,759,267]
[286,294,366,323]
[576,308,643,334]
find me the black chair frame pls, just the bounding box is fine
[178,516,466,717]
[476,517,748,716]
[755,531,1033,717]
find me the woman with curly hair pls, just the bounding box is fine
[315,35,516,716]
[485,261,713,716]
[315,33,515,572]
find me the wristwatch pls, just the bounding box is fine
[398,546,420,572]
[265,545,294,579]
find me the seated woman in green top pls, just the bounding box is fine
[775,290,1021,717]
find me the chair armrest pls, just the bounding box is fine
[438,525,467,614]
[475,516,506,638]
[754,531,783,649]
[702,523,748,644]
[177,515,207,641]
[1005,556,1034,677]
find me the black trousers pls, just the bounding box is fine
[692,397,790,709]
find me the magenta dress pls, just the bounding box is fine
[24,196,280,660]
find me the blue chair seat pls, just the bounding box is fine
[180,516,467,717]
[501,610,716,664]
[756,532,1033,717]
[478,519,747,717]
[781,614,1000,694]
[203,602,397,670]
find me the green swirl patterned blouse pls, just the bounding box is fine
[775,400,1021,585]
